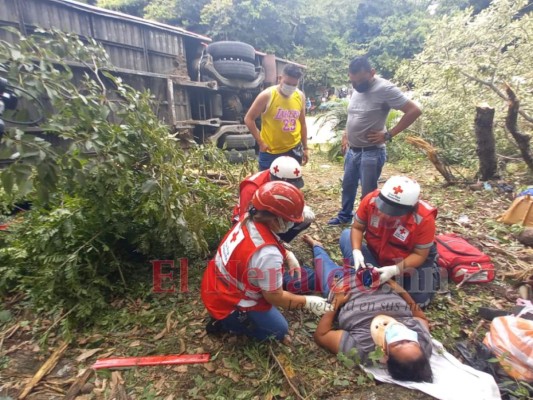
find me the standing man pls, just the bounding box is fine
[245,64,309,171]
[328,57,422,225]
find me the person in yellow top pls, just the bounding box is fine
[245,64,309,171]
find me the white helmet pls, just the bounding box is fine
[269,156,304,188]
[376,176,420,216]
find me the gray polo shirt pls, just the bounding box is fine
[346,77,408,148]
[338,284,432,363]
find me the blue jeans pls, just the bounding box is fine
[283,246,353,298]
[258,143,303,171]
[337,147,387,221]
[218,307,289,341]
[339,228,439,307]
[283,264,317,294]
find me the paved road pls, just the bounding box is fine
[306,116,337,144]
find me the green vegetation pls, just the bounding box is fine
[1,1,532,398]
[0,29,234,333]
[93,0,495,91]
[398,0,533,170]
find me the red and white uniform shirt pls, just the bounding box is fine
[355,189,437,266]
[201,217,286,320]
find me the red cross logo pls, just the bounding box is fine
[393,185,403,195]
[399,228,406,235]
[293,168,300,177]
[230,232,239,242]
[273,165,280,174]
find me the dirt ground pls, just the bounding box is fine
[1,151,532,399]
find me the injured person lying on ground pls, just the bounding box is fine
[295,235,433,382]
[290,235,501,399]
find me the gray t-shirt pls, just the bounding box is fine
[338,284,432,363]
[346,77,408,148]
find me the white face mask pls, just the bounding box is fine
[385,322,419,345]
[280,83,297,97]
[274,216,294,233]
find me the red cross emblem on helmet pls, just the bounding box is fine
[393,185,403,195]
[379,176,421,211]
[269,156,304,188]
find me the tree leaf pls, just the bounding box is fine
[141,179,158,193]
[1,171,14,194]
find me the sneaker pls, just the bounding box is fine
[205,317,223,335]
[327,217,351,226]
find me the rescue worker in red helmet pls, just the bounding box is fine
[232,156,315,242]
[201,181,331,342]
[339,176,439,307]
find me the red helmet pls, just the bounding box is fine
[252,181,304,222]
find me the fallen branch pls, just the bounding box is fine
[405,136,456,183]
[0,323,20,353]
[18,341,69,399]
[64,369,94,400]
[109,371,129,400]
[41,307,78,341]
[469,320,485,341]
[269,346,305,400]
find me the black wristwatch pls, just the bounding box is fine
[384,131,393,142]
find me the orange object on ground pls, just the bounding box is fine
[91,353,210,370]
[498,194,533,227]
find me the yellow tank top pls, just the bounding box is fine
[260,86,303,154]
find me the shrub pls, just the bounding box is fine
[0,29,234,331]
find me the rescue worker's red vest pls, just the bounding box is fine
[364,190,437,266]
[201,218,286,320]
[232,170,271,222]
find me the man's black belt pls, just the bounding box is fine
[350,145,381,152]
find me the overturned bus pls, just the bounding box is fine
[0,0,305,162]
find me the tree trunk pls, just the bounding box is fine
[474,104,498,180]
[504,84,533,173]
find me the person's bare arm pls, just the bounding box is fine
[314,310,344,353]
[350,220,365,251]
[389,100,422,137]
[262,287,306,310]
[341,130,349,154]
[245,90,271,152]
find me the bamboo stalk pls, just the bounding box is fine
[18,341,69,399]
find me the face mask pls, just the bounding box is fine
[274,217,294,233]
[385,322,419,345]
[280,83,297,97]
[352,80,371,93]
